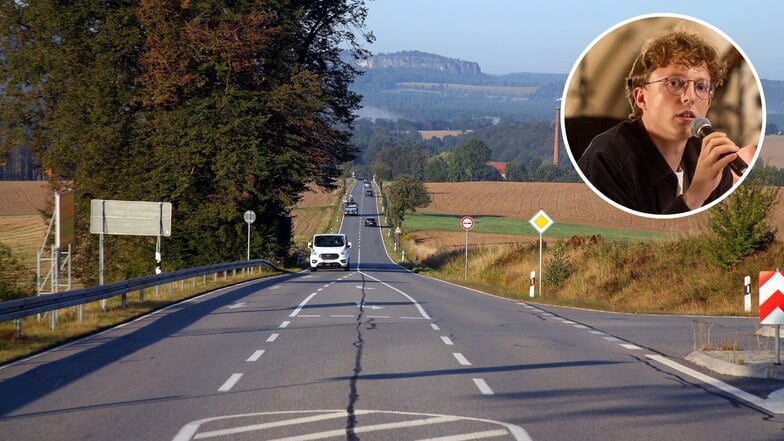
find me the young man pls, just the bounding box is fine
[577,27,755,215]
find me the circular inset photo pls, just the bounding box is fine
[562,13,765,219]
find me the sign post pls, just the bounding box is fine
[759,270,784,365]
[529,209,553,297]
[243,210,256,261]
[461,216,474,280]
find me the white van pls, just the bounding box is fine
[308,234,351,271]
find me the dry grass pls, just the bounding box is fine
[761,134,784,168]
[291,183,346,247]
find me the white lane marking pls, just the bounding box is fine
[572,324,589,329]
[183,411,359,440]
[589,330,606,335]
[267,333,279,343]
[331,314,355,318]
[172,410,533,441]
[441,336,454,346]
[453,353,472,366]
[560,320,576,324]
[265,416,460,440]
[279,321,290,328]
[290,292,318,317]
[247,350,265,362]
[620,343,642,350]
[367,315,389,319]
[647,354,784,414]
[360,272,431,320]
[227,302,246,309]
[401,316,424,320]
[297,314,322,318]
[602,336,622,342]
[431,323,441,331]
[218,373,243,392]
[418,429,509,440]
[473,378,495,396]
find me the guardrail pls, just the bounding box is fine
[0,259,276,333]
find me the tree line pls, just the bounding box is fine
[0,0,373,284]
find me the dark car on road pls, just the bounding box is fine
[364,217,377,227]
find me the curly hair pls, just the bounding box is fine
[626,26,728,119]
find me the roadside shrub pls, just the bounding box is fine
[0,243,33,301]
[704,171,779,269]
[544,244,572,287]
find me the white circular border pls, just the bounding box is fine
[561,12,767,220]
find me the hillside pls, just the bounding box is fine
[350,50,783,126]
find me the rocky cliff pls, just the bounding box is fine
[357,50,482,75]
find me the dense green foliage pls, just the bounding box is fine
[0,1,372,281]
[704,170,780,269]
[387,175,431,226]
[0,244,31,302]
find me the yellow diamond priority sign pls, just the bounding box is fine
[529,209,553,234]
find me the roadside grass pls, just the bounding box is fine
[403,233,784,317]
[402,211,677,241]
[0,267,282,365]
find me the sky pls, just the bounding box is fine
[364,0,783,81]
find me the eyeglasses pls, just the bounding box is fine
[643,76,715,100]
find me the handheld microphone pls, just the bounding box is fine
[690,117,748,175]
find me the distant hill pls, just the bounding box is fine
[348,51,566,123]
[348,50,783,127]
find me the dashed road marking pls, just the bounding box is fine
[473,378,495,395]
[218,373,243,392]
[266,333,279,343]
[441,336,455,346]
[247,350,265,362]
[453,353,472,366]
[279,321,290,328]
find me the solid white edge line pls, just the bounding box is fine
[218,373,243,392]
[361,272,431,320]
[646,354,777,413]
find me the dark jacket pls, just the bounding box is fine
[577,119,733,215]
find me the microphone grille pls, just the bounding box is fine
[691,117,712,138]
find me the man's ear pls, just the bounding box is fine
[633,87,647,112]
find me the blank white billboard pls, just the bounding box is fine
[90,199,172,237]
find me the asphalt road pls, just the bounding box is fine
[1,182,783,440]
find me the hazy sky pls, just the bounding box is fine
[365,0,783,81]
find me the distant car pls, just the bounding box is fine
[365,189,374,197]
[364,217,377,227]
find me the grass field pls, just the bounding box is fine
[404,211,675,241]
